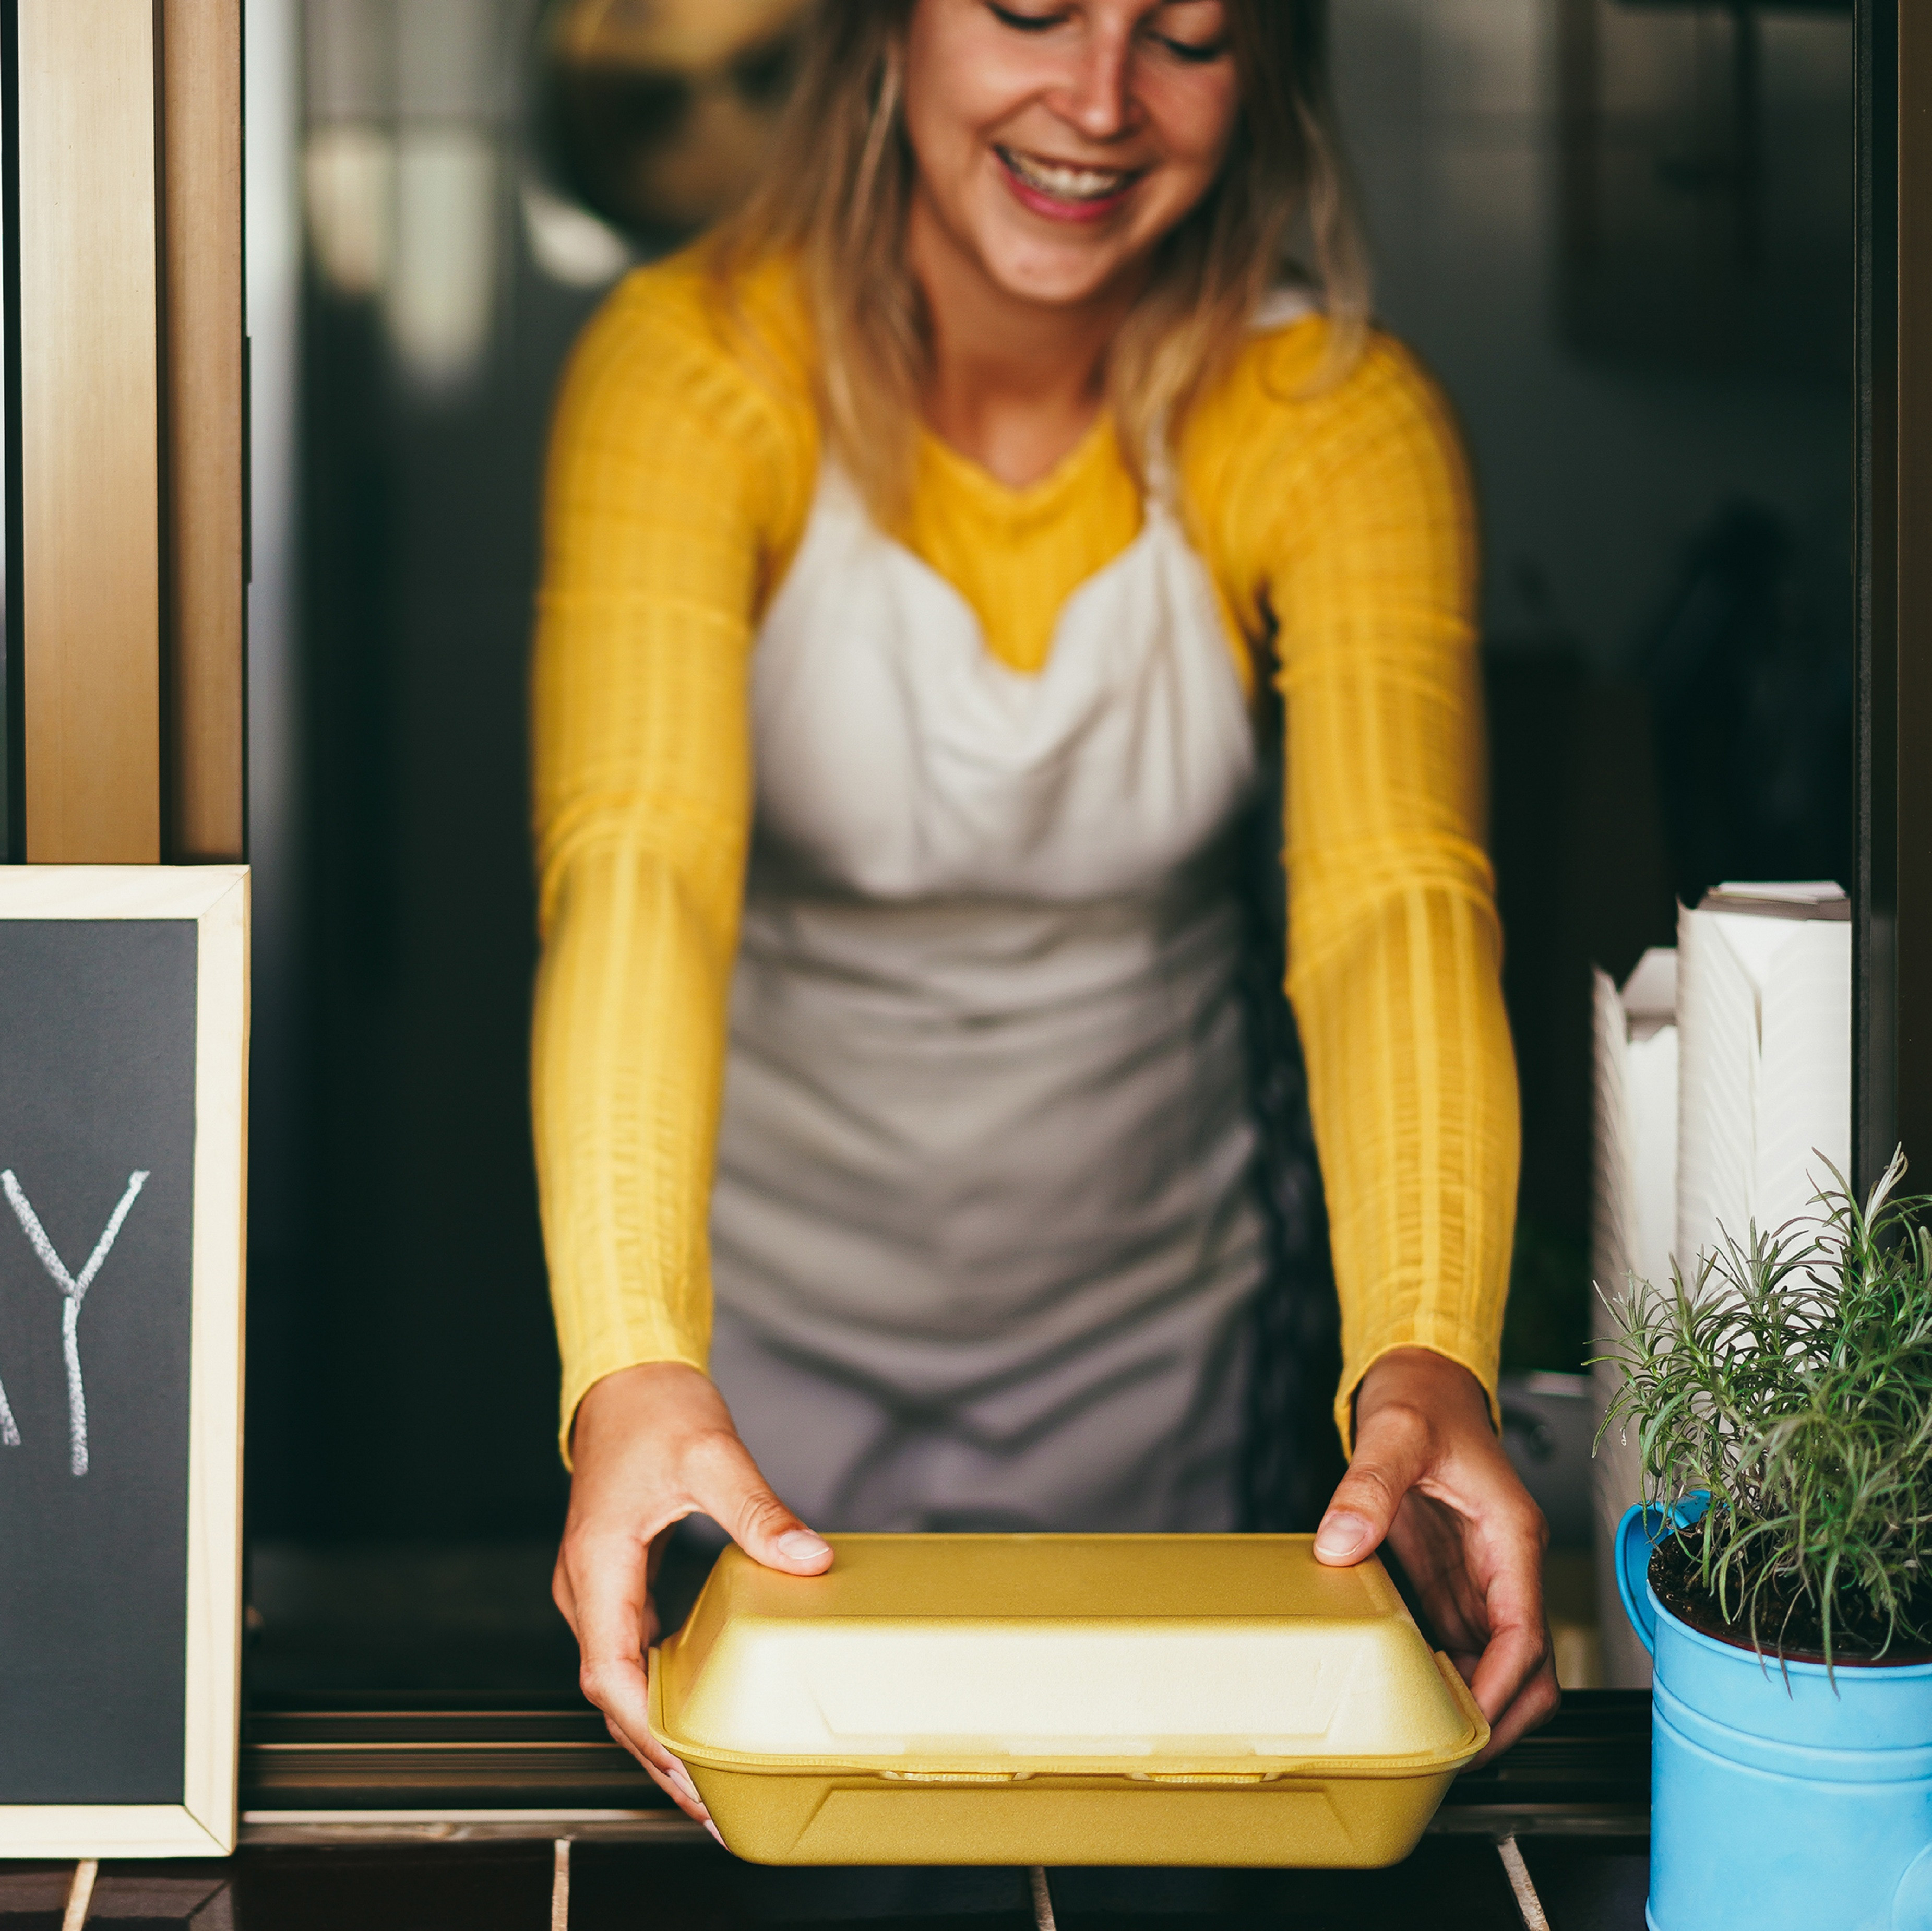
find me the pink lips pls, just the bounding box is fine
[996,149,1141,225]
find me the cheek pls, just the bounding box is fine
[1147,72,1243,182]
[904,94,1001,239]
[902,10,1014,183]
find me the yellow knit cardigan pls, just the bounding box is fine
[530,252,1520,1459]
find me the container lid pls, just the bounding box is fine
[649,1535,1489,1780]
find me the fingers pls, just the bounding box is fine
[1471,1645,1561,1763]
[1398,1495,1558,1766]
[1316,1350,1561,1765]
[1462,1514,1561,1762]
[564,1530,718,1823]
[1314,1397,1433,1567]
[636,1742,711,1820]
[569,1362,833,1575]
[554,1362,831,1838]
[1383,1445,1557,1761]
[1418,1439,1555,1749]
[683,1426,833,1575]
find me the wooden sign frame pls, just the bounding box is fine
[0,866,248,1858]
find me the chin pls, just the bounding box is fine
[993,263,1125,308]
[977,225,1138,309]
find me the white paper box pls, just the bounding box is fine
[1590,949,1677,1689]
[1676,885,1851,1269]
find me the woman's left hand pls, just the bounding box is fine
[1314,1347,1560,1765]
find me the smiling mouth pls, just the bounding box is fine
[996,146,1144,207]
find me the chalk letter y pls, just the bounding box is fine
[1,1170,149,1476]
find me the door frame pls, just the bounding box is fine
[2,0,245,866]
[0,0,1915,1826]
[1855,0,1930,1196]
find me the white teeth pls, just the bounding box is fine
[1001,149,1132,202]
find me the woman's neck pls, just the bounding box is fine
[908,188,1141,491]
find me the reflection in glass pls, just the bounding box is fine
[304,126,392,297]
[242,0,1857,1706]
[1329,0,1852,1486]
[1562,0,1853,377]
[538,0,810,239]
[301,0,516,394]
[388,128,498,390]
[248,0,642,1707]
[519,174,631,288]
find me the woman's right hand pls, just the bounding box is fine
[553,1362,834,1830]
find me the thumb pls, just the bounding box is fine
[1314,1402,1433,1568]
[687,1432,834,1576]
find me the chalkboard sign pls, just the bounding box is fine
[0,869,247,1858]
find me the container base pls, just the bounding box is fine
[699,1768,1456,1868]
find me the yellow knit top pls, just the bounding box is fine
[530,251,1520,1458]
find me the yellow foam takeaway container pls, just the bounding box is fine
[647,1534,1488,1867]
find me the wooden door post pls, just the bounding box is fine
[8,0,246,865]
[14,0,165,862]
[161,0,246,863]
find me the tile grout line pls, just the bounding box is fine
[1030,1866,1057,1931]
[62,1860,97,1931]
[1497,1835,1552,1931]
[551,1838,571,1931]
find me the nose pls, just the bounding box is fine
[1050,28,1138,143]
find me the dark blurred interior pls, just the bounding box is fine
[240,0,1854,1704]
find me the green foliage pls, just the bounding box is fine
[1596,1152,1932,1665]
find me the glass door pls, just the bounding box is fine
[212,0,1918,1800]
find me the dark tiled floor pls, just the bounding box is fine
[0,1859,238,1928]
[569,1851,1034,1931]
[0,1835,1654,1928]
[1045,1840,1525,1930]
[1517,1837,1651,1931]
[0,1865,64,1931]
[226,1844,554,1929]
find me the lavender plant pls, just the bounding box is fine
[1596,1151,1932,1665]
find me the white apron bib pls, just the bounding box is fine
[708,398,1287,1533]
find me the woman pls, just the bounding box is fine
[532,0,1557,1828]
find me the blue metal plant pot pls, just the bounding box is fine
[1617,1502,1932,1930]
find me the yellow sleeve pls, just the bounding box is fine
[1184,328,1521,1450]
[529,256,817,1457]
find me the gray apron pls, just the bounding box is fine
[707,412,1288,1534]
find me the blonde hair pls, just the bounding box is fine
[711,1,1369,522]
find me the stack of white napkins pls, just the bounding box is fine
[1587,883,1850,1685]
[1675,883,1851,1265]
[1590,947,1677,1689]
